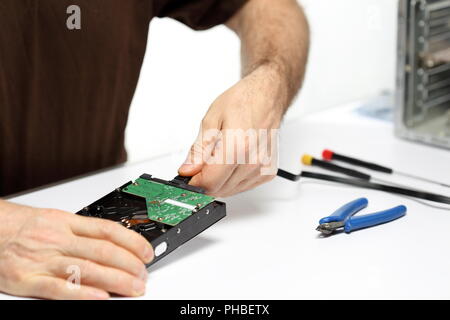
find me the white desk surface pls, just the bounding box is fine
[3,102,450,300]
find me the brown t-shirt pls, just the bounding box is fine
[0,0,247,196]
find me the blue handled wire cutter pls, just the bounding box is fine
[316,198,407,235]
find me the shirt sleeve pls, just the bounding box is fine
[154,0,248,30]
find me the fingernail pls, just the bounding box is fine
[90,290,109,300]
[144,245,154,263]
[132,279,146,296]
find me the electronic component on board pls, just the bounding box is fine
[76,174,226,266]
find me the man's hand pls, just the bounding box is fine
[179,0,309,197]
[178,64,283,197]
[0,200,153,300]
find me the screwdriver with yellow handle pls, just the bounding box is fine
[322,149,450,188]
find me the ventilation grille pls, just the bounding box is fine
[396,0,450,149]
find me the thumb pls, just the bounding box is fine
[178,121,221,177]
[178,162,203,177]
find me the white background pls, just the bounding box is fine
[125,0,398,163]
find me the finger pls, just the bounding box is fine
[178,120,222,177]
[68,215,154,264]
[221,173,275,198]
[49,257,147,297]
[26,275,110,300]
[190,163,238,195]
[178,163,203,177]
[68,236,147,279]
[215,165,260,197]
[178,140,205,176]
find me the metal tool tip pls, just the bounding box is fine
[316,225,333,235]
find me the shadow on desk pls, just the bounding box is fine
[148,180,304,272]
[224,197,266,222]
[221,179,305,222]
[148,236,218,272]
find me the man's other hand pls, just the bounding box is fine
[0,200,154,299]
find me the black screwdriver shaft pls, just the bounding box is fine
[276,169,450,205]
[312,158,371,180]
[330,152,393,174]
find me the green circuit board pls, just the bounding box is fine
[122,178,215,226]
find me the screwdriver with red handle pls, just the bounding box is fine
[322,149,450,189]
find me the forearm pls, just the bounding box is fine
[179,0,309,195]
[227,0,310,113]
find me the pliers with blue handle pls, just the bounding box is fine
[316,198,407,235]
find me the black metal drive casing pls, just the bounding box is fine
[76,174,226,266]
